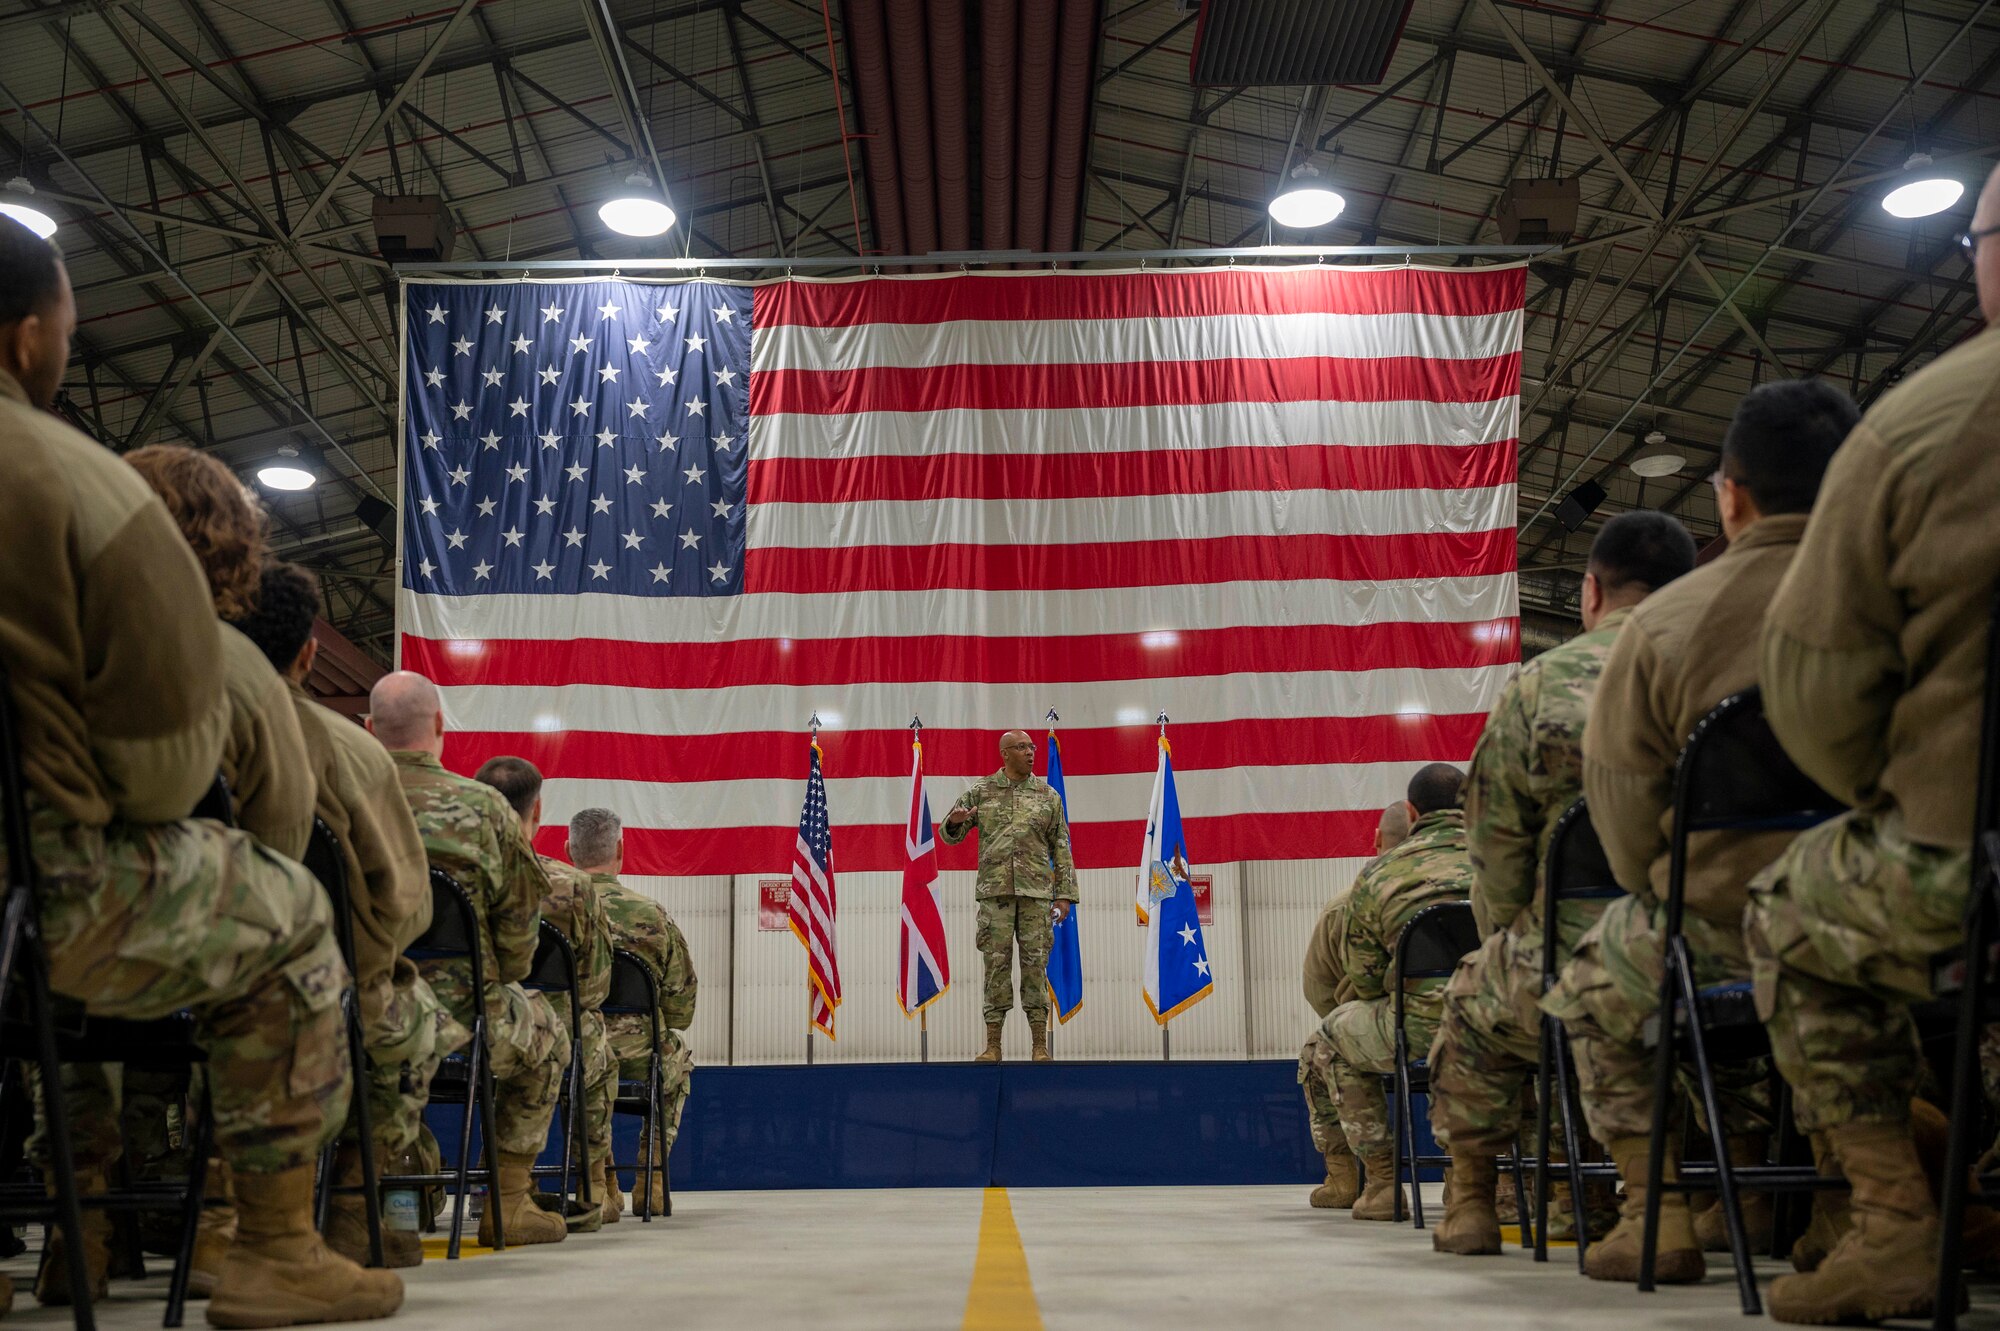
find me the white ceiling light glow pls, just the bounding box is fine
[1268,161,1345,230]
[1630,428,1686,477]
[0,177,57,239]
[1881,153,1964,219]
[255,445,316,491]
[600,172,677,238]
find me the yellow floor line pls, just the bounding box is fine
[962,1187,1044,1331]
[1498,1224,1576,1248]
[420,1235,496,1259]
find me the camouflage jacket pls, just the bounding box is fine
[540,855,612,1013]
[1340,808,1474,1020]
[1302,889,1356,1019]
[937,769,1078,901]
[290,682,430,1027]
[1464,608,1629,948]
[216,624,314,860]
[597,874,697,1030]
[390,749,547,986]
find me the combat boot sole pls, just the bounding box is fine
[1309,1177,1359,1209]
[1768,1223,1952,1326]
[204,1250,404,1330]
[1583,1219,1705,1284]
[1432,1219,1502,1255]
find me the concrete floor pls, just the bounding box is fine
[2,1186,1993,1330]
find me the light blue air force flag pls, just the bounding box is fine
[1044,730,1083,1023]
[1140,738,1213,1023]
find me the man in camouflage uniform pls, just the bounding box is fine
[568,808,697,1216]
[1739,163,2000,1327]
[1322,763,1473,1220]
[0,223,400,1325]
[1299,803,1409,1209]
[473,756,617,1230]
[941,730,1078,1063]
[233,561,466,1269]
[369,670,571,1248]
[1427,512,1697,1255]
[1541,379,1860,1285]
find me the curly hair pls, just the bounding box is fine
[124,445,270,621]
[229,560,321,675]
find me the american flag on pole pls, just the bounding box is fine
[399,268,1522,875]
[897,733,948,1016]
[789,734,840,1038]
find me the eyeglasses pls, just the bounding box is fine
[1961,223,2000,257]
[1709,469,1731,494]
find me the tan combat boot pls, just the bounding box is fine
[598,1159,622,1226]
[1911,1095,2000,1272]
[320,1146,420,1272]
[1790,1131,1852,1272]
[1030,1020,1052,1064]
[632,1126,668,1217]
[188,1159,238,1298]
[1692,1133,1775,1253]
[36,1166,111,1306]
[973,1023,1004,1064]
[1768,1120,1939,1324]
[1433,1151,1502,1255]
[204,1164,403,1329]
[1351,1152,1404,1221]
[1309,1137,1360,1209]
[1583,1135,1705,1284]
[477,1153,566,1248]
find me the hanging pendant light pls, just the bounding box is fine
[599,171,677,238]
[256,444,316,492]
[1629,429,1686,478]
[1268,161,1346,230]
[0,177,57,239]
[1882,153,1964,219]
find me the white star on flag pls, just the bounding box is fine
[445,529,467,549]
[570,395,591,417]
[539,365,560,386]
[591,494,613,514]
[541,303,564,323]
[711,498,732,518]
[713,367,737,387]
[482,432,503,450]
[589,560,612,579]
[534,497,556,516]
[624,464,646,484]
[712,305,734,324]
[472,559,493,580]
[511,334,532,355]
[628,334,650,355]
[417,557,435,578]
[597,301,620,320]
[686,399,706,416]
[569,333,593,355]
[657,304,678,322]
[502,527,524,547]
[622,530,644,550]
[482,367,504,387]
[533,560,555,579]
[650,498,672,519]
[565,463,588,483]
[475,497,497,517]
[420,430,441,451]
[423,368,444,388]
[654,366,676,386]
[650,563,671,583]
[540,430,561,449]
[447,466,470,486]
[426,304,446,324]
[509,398,529,417]
[1194,957,1210,977]
[712,433,734,452]
[564,528,585,547]
[683,464,706,484]
[596,428,617,448]
[419,497,439,516]
[679,530,702,549]
[485,305,505,324]
[505,463,528,483]
[685,333,707,353]
[451,337,472,356]
[598,364,620,383]
[450,400,472,420]
[627,400,649,418]
[1179,923,1197,945]
[708,560,731,582]
[656,431,679,452]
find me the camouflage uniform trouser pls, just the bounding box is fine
[1428,927,1547,1157]
[355,969,466,1156]
[420,960,570,1159]
[1745,807,1967,1133]
[21,811,349,1175]
[551,999,614,1172]
[976,895,1053,1025]
[1322,995,1439,1159]
[1298,1032,1344,1156]
[1541,894,1771,1146]
[607,1013,694,1159]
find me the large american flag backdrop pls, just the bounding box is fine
[397,266,1524,877]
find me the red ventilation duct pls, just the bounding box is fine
[884,0,939,258]
[1043,0,1096,254]
[928,0,970,253]
[980,0,1017,251]
[1011,0,1057,253]
[844,0,907,256]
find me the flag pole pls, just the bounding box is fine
[807,710,820,1068]
[1046,705,1059,1063]
[913,714,929,1064]
[1158,709,1171,1065]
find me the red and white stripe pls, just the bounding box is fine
[402,265,1525,877]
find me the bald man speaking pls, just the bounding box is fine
[941,731,1079,1063]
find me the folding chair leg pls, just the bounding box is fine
[1535,1022,1555,1263]
[446,1036,481,1260]
[1638,950,1683,1295]
[475,1039,504,1252]
[1508,1132,1532,1251]
[1935,850,1998,1331]
[1553,1030,1593,1273]
[343,993,384,1269]
[163,1095,214,1329]
[650,1063,670,1219]
[28,954,98,1331]
[1673,943,1761,1316]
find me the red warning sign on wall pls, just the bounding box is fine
[758,879,791,932]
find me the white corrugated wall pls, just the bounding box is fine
[626,856,1375,1066]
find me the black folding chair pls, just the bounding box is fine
[301,818,383,1268]
[1932,593,2000,1330]
[519,919,590,1211]
[602,948,670,1220]
[1638,688,1845,1314]
[1386,899,1531,1241]
[376,868,502,1258]
[0,661,219,1329]
[1534,798,1625,1270]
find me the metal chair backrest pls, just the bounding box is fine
[1395,900,1479,982]
[1664,688,1844,934]
[1544,798,1620,990]
[407,868,480,959]
[602,948,658,1015]
[191,773,236,826]
[302,817,364,975]
[0,660,37,900]
[522,919,576,993]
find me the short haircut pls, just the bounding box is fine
[124,444,270,621]
[1719,379,1860,515]
[1587,510,1697,597]
[0,221,62,325]
[229,561,321,674]
[474,756,543,817]
[1377,802,1411,844]
[366,671,442,749]
[569,807,622,869]
[1406,762,1465,816]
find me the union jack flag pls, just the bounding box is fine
[898,736,949,1016]
[788,737,840,1038]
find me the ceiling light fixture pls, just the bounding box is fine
[256,445,316,492]
[0,177,57,239]
[1268,161,1346,230]
[1630,428,1686,478]
[599,172,677,238]
[1881,153,1964,219]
